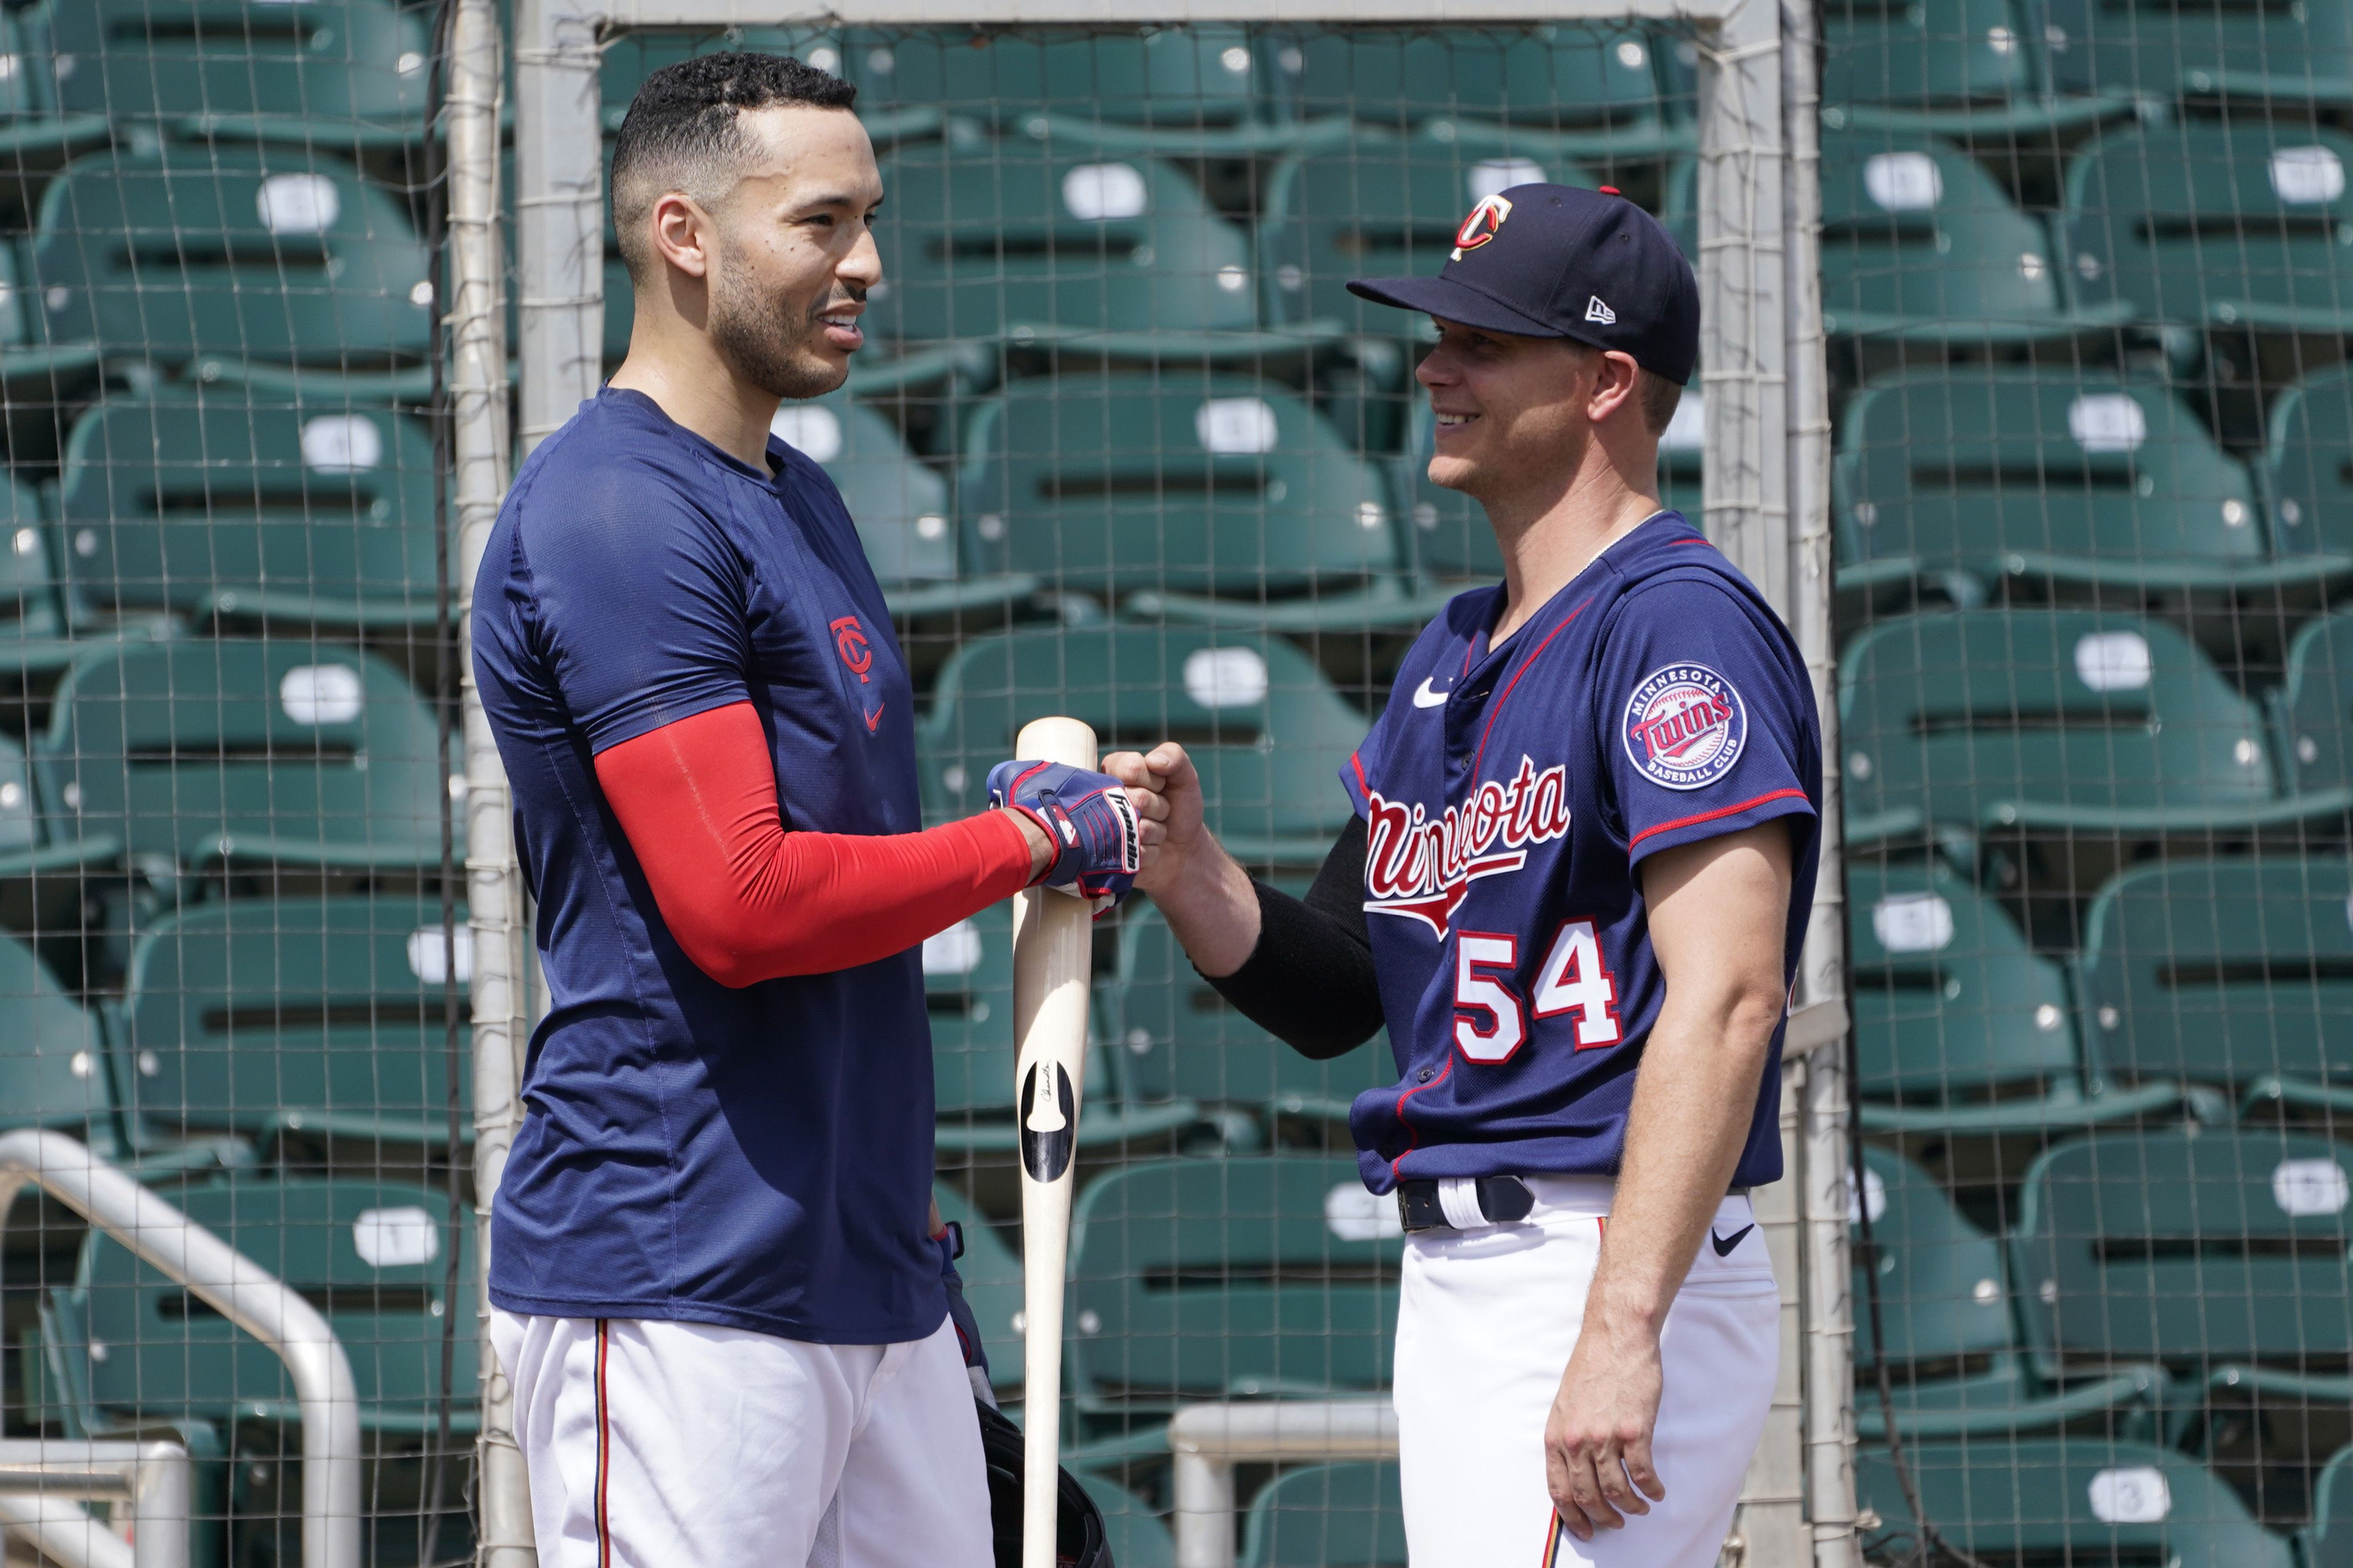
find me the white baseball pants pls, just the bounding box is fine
[1393,1177,1780,1568]
[490,1310,991,1568]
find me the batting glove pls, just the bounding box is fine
[986,758,1141,913]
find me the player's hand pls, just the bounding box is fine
[987,759,1143,913]
[1099,743,1206,895]
[1544,1316,1667,1541]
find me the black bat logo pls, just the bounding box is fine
[1019,1058,1075,1184]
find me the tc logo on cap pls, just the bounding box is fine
[1451,194,1514,260]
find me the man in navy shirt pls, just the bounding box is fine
[473,54,1145,1567]
[1109,186,1821,1566]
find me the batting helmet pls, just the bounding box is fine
[975,1398,1114,1568]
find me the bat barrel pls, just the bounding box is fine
[1010,717,1099,1568]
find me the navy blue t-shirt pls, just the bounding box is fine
[471,387,943,1344]
[1342,513,1822,1194]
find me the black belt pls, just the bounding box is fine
[1396,1176,1536,1232]
[1396,1177,1754,1233]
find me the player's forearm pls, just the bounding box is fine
[1141,827,1262,976]
[596,702,1042,986]
[1587,824,1794,1335]
[1586,981,1783,1333]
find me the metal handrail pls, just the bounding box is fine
[0,1130,362,1568]
[0,1438,191,1568]
[1167,1399,1399,1568]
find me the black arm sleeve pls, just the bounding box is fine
[1198,816,1386,1060]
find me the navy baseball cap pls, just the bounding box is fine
[1348,183,1700,386]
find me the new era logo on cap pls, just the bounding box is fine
[1585,295,1616,325]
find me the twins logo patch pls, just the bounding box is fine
[1623,663,1746,791]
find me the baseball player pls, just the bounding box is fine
[470,54,1150,1566]
[1107,184,1822,1567]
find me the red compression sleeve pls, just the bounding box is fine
[593,701,1038,988]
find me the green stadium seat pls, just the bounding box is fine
[957,375,1415,629]
[2259,367,2353,575]
[1402,391,1704,583]
[2074,859,2353,1120]
[1851,1145,2166,1438]
[1113,901,1392,1140]
[116,896,473,1162]
[933,1184,1025,1397]
[0,10,111,208]
[2063,123,2353,336]
[923,899,1198,1156]
[597,26,836,133]
[0,724,119,927]
[1277,26,1688,157]
[30,146,434,371]
[1848,860,2177,1138]
[843,27,1297,154]
[46,1176,475,1563]
[69,1176,477,1423]
[43,0,434,146]
[2034,0,2353,107]
[1856,1437,2295,1568]
[1819,134,2130,344]
[1833,367,2321,609]
[1079,1473,1178,1568]
[767,393,1034,618]
[2012,1127,2353,1406]
[918,624,1365,866]
[1239,1461,1406,1568]
[869,125,1274,356]
[1819,0,2127,138]
[2303,1442,2353,1568]
[54,387,443,633]
[1065,1157,1399,1458]
[0,471,91,678]
[0,931,118,1145]
[1258,129,1595,336]
[1837,609,2303,844]
[2278,609,2353,803]
[39,639,447,876]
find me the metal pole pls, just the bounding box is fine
[0,1439,191,1568]
[1780,0,1860,1548]
[0,1133,359,1568]
[446,1,535,1565]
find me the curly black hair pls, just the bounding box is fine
[610,51,858,281]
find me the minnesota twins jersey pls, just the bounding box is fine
[1340,511,1821,1194]
[473,387,943,1345]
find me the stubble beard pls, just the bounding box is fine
[707,250,851,403]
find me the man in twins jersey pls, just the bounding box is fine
[1108,184,1822,1566]
[471,55,1151,1566]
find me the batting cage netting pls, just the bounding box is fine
[17,2,2352,1567]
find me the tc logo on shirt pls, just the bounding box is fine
[830,615,874,684]
[1622,663,1747,791]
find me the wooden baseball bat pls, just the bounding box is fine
[1010,716,1098,1568]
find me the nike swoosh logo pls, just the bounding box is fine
[1411,677,1451,708]
[1710,1224,1754,1257]
[863,703,885,733]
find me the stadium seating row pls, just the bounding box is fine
[13,820,2350,1206]
[15,2,2353,166]
[5,598,2353,910]
[45,351,2353,652]
[27,115,2353,423]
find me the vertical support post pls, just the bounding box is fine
[1695,2,1810,1563]
[1776,0,1859,1563]
[447,2,533,1564]
[514,0,605,456]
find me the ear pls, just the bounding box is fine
[1588,350,1643,424]
[647,189,717,280]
